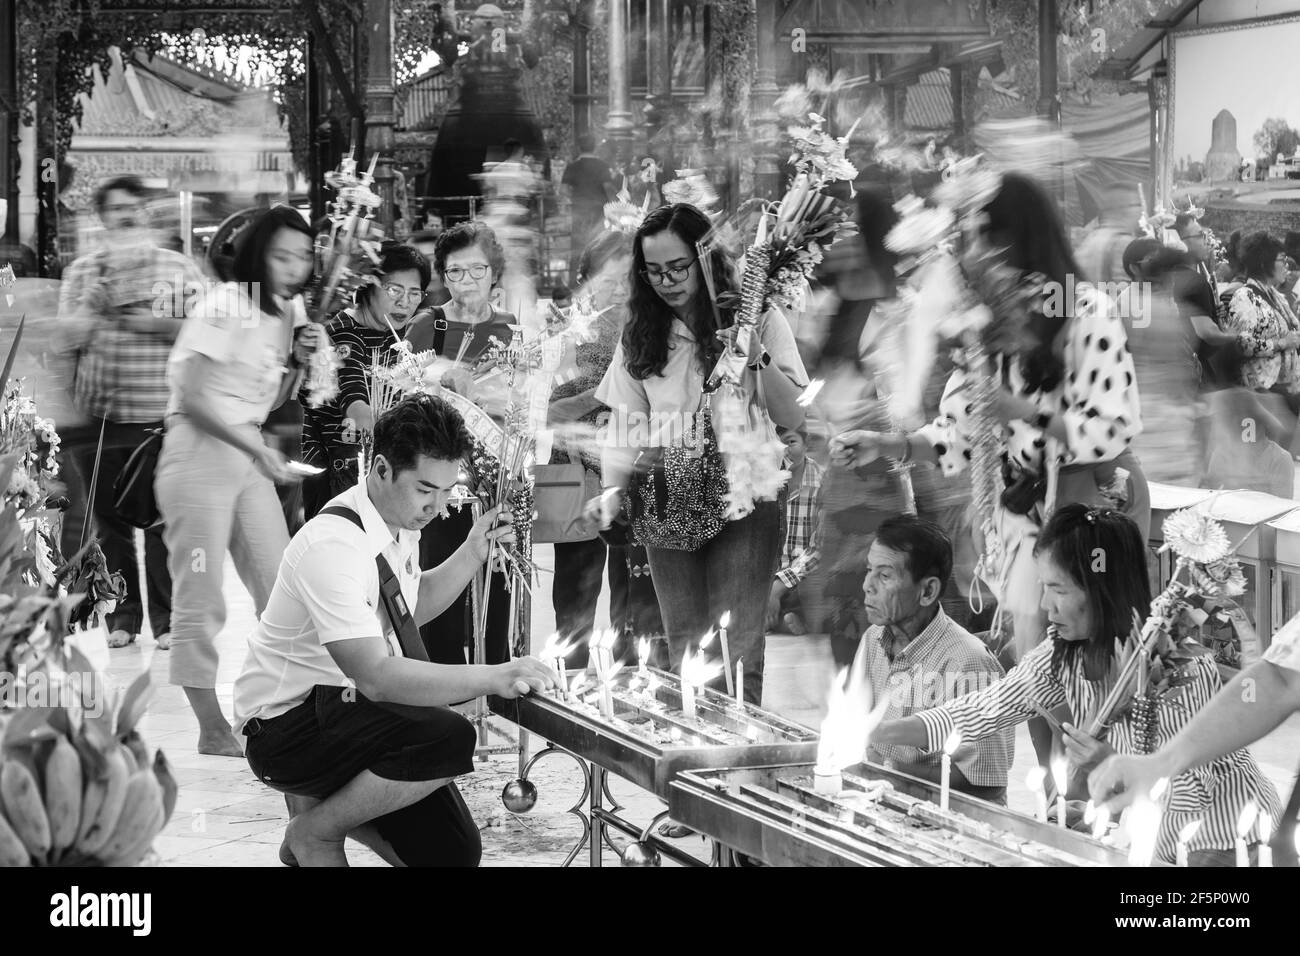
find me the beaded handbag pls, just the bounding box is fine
[628,392,729,551]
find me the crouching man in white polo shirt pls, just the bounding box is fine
[233,394,555,867]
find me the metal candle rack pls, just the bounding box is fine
[488,666,819,867]
[668,762,1133,867]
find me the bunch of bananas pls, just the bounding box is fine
[0,728,177,867]
[0,666,177,867]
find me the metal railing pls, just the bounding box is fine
[397,71,455,130]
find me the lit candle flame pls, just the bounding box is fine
[636,638,652,668]
[538,632,576,661]
[942,730,962,756]
[1236,801,1258,839]
[681,647,723,689]
[719,610,732,630]
[1083,800,1096,826]
[1150,777,1169,801]
[815,667,888,775]
[568,673,587,698]
[1178,820,1203,844]
[700,628,717,650]
[1025,767,1047,791]
[1125,797,1162,867]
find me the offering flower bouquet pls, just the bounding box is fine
[1083,508,1248,751]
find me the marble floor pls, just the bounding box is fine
[106,542,1300,867]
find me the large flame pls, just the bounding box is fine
[681,647,723,689]
[814,667,888,775]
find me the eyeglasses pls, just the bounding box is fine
[381,283,424,304]
[640,259,697,286]
[444,264,490,282]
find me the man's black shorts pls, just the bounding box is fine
[244,685,476,799]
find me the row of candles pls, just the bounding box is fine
[539,613,745,722]
[1021,766,1294,866]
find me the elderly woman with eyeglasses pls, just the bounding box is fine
[1224,231,1300,393]
[405,223,518,665]
[299,242,434,520]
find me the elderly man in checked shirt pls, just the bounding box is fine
[54,174,206,650]
[850,514,1012,803]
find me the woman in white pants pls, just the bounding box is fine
[156,206,324,755]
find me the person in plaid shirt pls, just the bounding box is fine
[767,424,822,635]
[851,515,1011,803]
[54,175,206,650]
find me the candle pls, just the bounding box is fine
[1026,767,1048,822]
[554,657,568,698]
[1091,804,1112,841]
[940,730,962,812]
[1235,802,1258,868]
[637,638,651,675]
[1258,814,1273,868]
[735,657,744,708]
[681,674,696,721]
[718,611,734,696]
[1051,758,1068,829]
[357,450,366,485]
[1176,820,1203,867]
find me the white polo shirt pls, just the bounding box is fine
[232,482,423,731]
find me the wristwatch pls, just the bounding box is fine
[747,348,772,371]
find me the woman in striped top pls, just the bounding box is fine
[872,504,1281,866]
[300,243,432,519]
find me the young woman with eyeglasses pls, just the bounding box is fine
[299,242,433,520]
[591,203,808,704]
[404,223,518,665]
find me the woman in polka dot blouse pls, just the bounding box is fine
[832,174,1149,779]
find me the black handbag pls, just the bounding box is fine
[112,428,164,529]
[628,392,729,551]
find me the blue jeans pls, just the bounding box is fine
[645,500,782,705]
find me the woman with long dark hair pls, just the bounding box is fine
[872,504,1281,866]
[810,186,981,666]
[300,242,432,520]
[156,205,324,755]
[547,229,663,663]
[591,202,807,703]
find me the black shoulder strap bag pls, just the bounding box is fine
[318,505,429,661]
[317,505,455,721]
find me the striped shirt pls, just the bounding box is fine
[776,457,824,589]
[913,635,1283,862]
[301,312,402,468]
[57,245,205,422]
[853,609,1012,788]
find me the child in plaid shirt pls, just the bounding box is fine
[767,424,823,635]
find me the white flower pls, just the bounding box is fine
[1162,509,1231,564]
